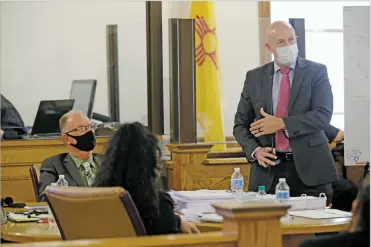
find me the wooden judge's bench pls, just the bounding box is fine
[0,137,110,202]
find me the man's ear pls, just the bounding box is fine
[265,43,273,53]
[61,134,72,145]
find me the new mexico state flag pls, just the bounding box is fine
[190,1,225,150]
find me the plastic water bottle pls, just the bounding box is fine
[56,175,68,187]
[256,185,267,199]
[275,178,290,201]
[231,168,244,198]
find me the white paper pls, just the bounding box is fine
[289,209,352,219]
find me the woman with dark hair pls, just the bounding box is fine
[94,122,199,235]
[299,182,370,247]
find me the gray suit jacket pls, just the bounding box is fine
[38,153,104,200]
[324,125,340,143]
[233,57,338,191]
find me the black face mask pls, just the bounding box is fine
[67,131,96,151]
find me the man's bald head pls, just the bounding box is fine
[266,21,296,44]
[265,21,298,66]
[59,111,90,133]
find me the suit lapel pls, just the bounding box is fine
[92,153,103,169]
[262,63,275,115]
[63,155,84,186]
[288,57,307,114]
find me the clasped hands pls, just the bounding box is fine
[250,108,285,137]
[250,108,285,167]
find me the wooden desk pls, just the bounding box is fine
[1,204,351,246]
[0,137,109,202]
[194,216,350,235]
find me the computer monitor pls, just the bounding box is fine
[70,80,97,119]
[31,99,75,136]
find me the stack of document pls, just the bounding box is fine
[169,190,328,222]
[169,190,238,214]
[255,194,327,211]
[170,190,259,221]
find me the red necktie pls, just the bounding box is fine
[275,68,291,151]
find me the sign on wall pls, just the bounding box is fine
[344,6,370,166]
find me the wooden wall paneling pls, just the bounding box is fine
[167,144,250,191]
[258,0,271,65]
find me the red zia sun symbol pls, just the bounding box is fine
[195,15,218,70]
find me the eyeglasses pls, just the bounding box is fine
[65,123,97,134]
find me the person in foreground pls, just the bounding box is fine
[39,111,103,200]
[233,20,338,203]
[299,183,370,247]
[93,122,200,235]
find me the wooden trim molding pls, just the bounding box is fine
[258,0,271,65]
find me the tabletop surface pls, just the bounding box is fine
[1,203,351,243]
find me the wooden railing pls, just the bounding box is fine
[166,142,364,191]
[166,144,250,191]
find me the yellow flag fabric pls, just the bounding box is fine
[190,1,225,150]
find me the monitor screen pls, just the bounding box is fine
[70,80,97,118]
[31,99,75,136]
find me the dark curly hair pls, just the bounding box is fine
[93,122,162,232]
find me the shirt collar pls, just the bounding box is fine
[274,60,296,73]
[69,153,95,169]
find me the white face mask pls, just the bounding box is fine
[275,43,298,66]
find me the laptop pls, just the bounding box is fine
[30,100,75,137]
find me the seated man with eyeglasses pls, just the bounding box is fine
[38,111,103,201]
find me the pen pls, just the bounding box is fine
[37,219,48,223]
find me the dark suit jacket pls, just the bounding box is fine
[324,125,340,143]
[299,231,370,247]
[234,57,338,191]
[0,94,27,139]
[38,153,104,200]
[144,191,181,235]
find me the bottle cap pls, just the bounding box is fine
[279,178,286,182]
[59,175,65,178]
[258,185,265,191]
[234,167,240,172]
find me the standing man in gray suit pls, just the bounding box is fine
[233,21,338,203]
[38,111,104,200]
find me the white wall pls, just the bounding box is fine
[0,1,148,126]
[0,1,260,136]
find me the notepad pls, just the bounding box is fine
[289,209,353,219]
[25,205,49,211]
[200,213,223,223]
[7,212,41,223]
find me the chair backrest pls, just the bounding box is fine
[29,165,40,201]
[45,186,146,240]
